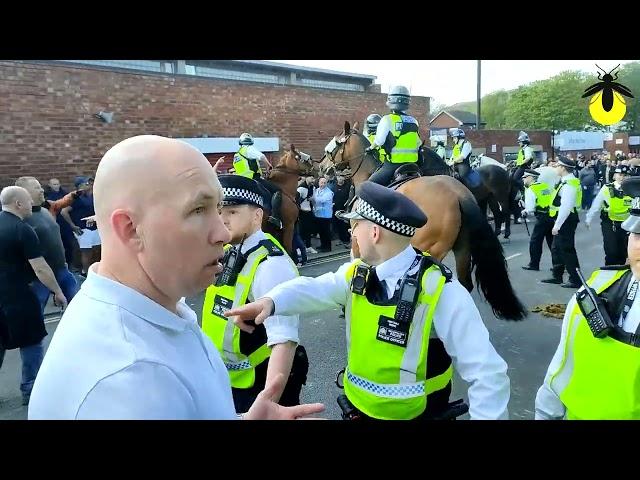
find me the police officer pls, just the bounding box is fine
[226,181,511,420]
[432,136,446,160]
[540,156,582,288]
[364,114,388,163]
[447,128,473,181]
[233,133,283,229]
[201,175,308,413]
[368,86,422,186]
[521,169,554,271]
[585,165,632,266]
[512,131,535,187]
[535,175,640,420]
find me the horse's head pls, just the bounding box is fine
[274,143,314,176]
[322,121,372,173]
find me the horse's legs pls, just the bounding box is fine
[501,191,512,239]
[488,196,502,237]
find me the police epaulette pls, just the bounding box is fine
[422,255,453,283]
[258,239,284,256]
[599,264,631,271]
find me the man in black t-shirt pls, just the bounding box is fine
[0,186,67,405]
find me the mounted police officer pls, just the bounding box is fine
[511,131,535,187]
[432,136,446,160]
[521,169,554,271]
[226,181,510,420]
[447,127,473,181]
[233,133,283,229]
[368,86,422,186]
[201,175,308,413]
[585,165,632,265]
[536,175,640,420]
[364,114,388,163]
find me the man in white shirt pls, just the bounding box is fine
[541,156,582,289]
[226,181,511,420]
[28,135,324,420]
[535,176,640,420]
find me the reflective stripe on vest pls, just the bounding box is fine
[529,182,552,213]
[549,268,640,419]
[201,234,296,388]
[233,146,262,178]
[549,177,581,218]
[452,140,470,164]
[341,256,450,420]
[388,114,419,164]
[602,184,632,222]
[368,133,389,162]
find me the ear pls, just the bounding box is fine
[344,121,351,134]
[111,208,142,251]
[352,121,360,132]
[290,143,296,153]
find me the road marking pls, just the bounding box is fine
[506,253,522,261]
[44,316,61,325]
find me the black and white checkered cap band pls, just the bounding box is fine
[355,199,416,237]
[222,187,264,208]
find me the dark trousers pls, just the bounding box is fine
[292,230,308,265]
[528,213,554,268]
[332,215,350,243]
[315,217,332,250]
[454,161,470,179]
[601,218,629,266]
[582,185,595,210]
[551,213,580,283]
[369,162,403,186]
[232,345,309,413]
[299,210,315,247]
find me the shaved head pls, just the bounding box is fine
[93,135,231,312]
[1,185,33,219]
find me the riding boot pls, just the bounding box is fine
[268,191,283,230]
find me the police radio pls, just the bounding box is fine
[575,268,615,338]
[215,236,247,287]
[350,264,372,295]
[394,276,420,324]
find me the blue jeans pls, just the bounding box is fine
[292,231,308,265]
[20,340,44,397]
[31,267,79,314]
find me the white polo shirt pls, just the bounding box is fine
[28,265,237,420]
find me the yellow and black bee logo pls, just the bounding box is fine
[582,64,634,126]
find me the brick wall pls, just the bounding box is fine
[461,129,552,162]
[0,61,429,188]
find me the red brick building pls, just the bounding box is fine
[0,60,430,188]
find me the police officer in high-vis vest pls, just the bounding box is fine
[511,131,535,187]
[585,165,632,266]
[432,136,446,160]
[226,181,510,420]
[201,175,308,413]
[447,128,473,181]
[364,113,388,163]
[541,156,583,288]
[233,133,283,230]
[368,86,422,186]
[536,176,640,420]
[521,169,554,271]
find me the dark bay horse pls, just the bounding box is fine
[421,147,514,238]
[323,122,526,321]
[262,145,314,257]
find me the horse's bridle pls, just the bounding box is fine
[322,130,378,180]
[271,151,313,177]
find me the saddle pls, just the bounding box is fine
[388,163,422,190]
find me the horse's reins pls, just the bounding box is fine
[328,132,377,180]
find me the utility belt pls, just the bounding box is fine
[336,392,468,421]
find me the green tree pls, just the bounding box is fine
[616,61,640,131]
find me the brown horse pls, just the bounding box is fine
[322,122,526,321]
[262,145,314,257]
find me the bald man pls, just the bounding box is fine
[28,135,323,420]
[0,186,67,405]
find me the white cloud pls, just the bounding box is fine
[272,60,637,106]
